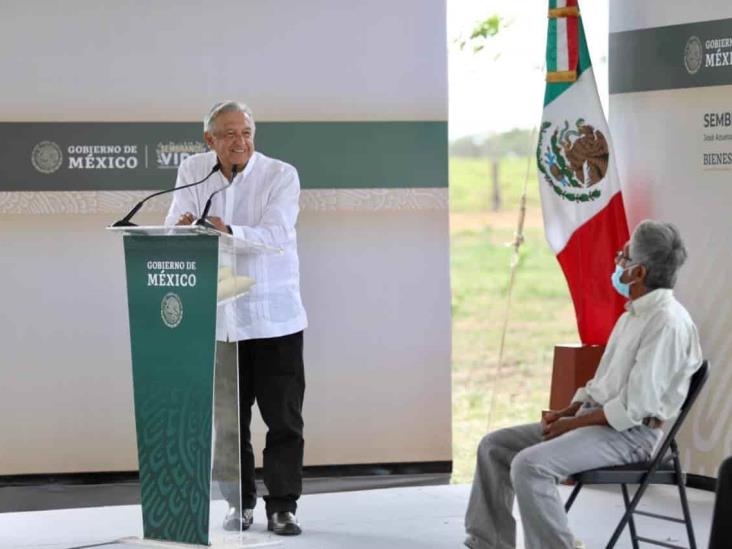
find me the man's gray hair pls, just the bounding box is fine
[203,101,255,134]
[629,220,688,290]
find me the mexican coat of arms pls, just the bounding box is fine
[537,118,609,202]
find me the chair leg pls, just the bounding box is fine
[621,484,640,549]
[606,474,653,549]
[565,481,583,512]
[674,461,697,549]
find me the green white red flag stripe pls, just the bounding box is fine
[537,0,629,345]
[547,0,579,79]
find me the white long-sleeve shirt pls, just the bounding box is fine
[165,150,307,341]
[572,289,702,431]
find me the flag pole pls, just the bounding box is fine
[485,126,538,431]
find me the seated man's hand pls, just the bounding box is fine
[543,417,576,441]
[541,410,562,426]
[541,401,582,426]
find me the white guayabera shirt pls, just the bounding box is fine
[165,151,308,341]
[572,289,702,431]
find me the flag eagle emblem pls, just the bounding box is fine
[537,118,609,202]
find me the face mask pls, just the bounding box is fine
[611,264,634,298]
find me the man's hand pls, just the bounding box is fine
[542,410,562,427]
[543,417,577,440]
[543,407,609,441]
[176,212,195,226]
[206,216,231,234]
[541,401,582,427]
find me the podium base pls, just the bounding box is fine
[118,534,281,548]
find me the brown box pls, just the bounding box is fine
[549,344,605,410]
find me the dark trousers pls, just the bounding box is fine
[238,331,305,516]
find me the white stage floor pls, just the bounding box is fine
[0,483,715,549]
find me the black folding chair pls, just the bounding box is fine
[564,360,709,549]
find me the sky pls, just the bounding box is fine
[447,0,609,140]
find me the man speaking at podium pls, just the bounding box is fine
[164,100,308,536]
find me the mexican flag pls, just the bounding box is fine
[536,0,629,345]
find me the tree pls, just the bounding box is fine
[455,13,508,210]
[458,15,503,53]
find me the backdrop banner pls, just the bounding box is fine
[610,3,732,479]
[0,121,447,191]
[610,17,732,94]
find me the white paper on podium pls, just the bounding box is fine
[217,274,255,304]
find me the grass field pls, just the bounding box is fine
[450,156,579,484]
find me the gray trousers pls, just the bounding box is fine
[464,418,661,549]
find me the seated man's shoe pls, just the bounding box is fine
[267,511,302,536]
[223,507,254,531]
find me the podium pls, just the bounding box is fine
[109,225,279,547]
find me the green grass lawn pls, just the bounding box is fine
[450,156,578,484]
[450,155,541,213]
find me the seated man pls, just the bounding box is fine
[464,220,703,549]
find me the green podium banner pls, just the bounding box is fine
[123,234,219,545]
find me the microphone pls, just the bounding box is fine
[110,161,221,227]
[194,163,239,229]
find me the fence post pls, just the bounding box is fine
[491,159,501,211]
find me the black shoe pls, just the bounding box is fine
[267,511,301,536]
[223,507,254,531]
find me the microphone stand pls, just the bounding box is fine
[194,163,239,230]
[110,162,221,227]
